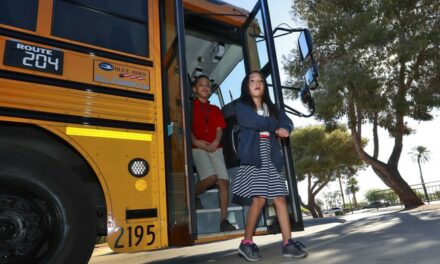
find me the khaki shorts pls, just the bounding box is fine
[192,148,229,181]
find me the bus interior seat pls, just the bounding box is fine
[221,100,240,169]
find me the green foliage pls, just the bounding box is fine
[288,0,440,126]
[291,125,366,213]
[364,189,402,204]
[409,146,431,164]
[364,188,384,203]
[301,207,311,215]
[347,177,360,195]
[383,191,400,205]
[412,189,426,200]
[291,125,366,183]
[323,191,342,208]
[287,0,439,208]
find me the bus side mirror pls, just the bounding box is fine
[298,29,319,90]
[304,65,319,90]
[300,86,315,112]
[298,29,313,62]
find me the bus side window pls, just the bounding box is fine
[52,0,149,57]
[0,0,38,31]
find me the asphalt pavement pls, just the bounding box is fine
[90,204,440,264]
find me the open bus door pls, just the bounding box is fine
[239,0,304,233]
[160,0,196,247]
[161,0,317,245]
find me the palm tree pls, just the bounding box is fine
[347,177,360,207]
[409,146,431,202]
[337,175,346,208]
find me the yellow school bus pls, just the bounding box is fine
[0,0,318,263]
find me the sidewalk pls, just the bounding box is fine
[90,204,440,264]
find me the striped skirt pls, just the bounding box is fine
[231,137,288,199]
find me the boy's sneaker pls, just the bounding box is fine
[195,197,203,209]
[238,243,262,262]
[282,239,308,258]
[220,220,236,232]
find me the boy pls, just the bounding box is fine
[191,75,236,232]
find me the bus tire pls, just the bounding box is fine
[0,152,97,264]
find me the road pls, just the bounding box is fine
[90,205,440,264]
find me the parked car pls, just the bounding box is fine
[323,207,344,215]
[362,201,390,209]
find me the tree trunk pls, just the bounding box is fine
[350,133,423,208]
[371,166,423,208]
[305,189,323,218]
[348,101,423,209]
[352,193,357,207]
[338,177,346,208]
[417,159,430,202]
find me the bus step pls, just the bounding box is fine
[198,188,238,209]
[196,207,244,234]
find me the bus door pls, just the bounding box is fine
[160,0,195,246]
[240,0,304,232]
[162,0,248,245]
[162,0,307,244]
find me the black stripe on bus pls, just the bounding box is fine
[126,209,158,220]
[0,107,155,132]
[0,28,153,67]
[0,70,154,101]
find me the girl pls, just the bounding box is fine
[232,71,307,261]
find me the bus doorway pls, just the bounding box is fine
[181,2,250,242]
[170,0,306,243]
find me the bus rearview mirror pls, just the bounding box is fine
[304,65,319,90]
[300,86,315,111]
[298,29,313,61]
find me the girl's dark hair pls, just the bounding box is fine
[239,70,278,118]
[192,74,210,87]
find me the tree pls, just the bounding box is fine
[287,0,440,208]
[364,188,384,203]
[290,125,365,218]
[323,190,342,208]
[409,145,431,201]
[347,177,360,207]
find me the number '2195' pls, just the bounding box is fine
[114,224,155,248]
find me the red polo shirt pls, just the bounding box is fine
[192,99,226,148]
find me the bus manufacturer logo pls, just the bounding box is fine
[99,62,114,71]
[93,60,150,90]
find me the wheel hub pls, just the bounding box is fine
[0,195,47,263]
[0,218,18,242]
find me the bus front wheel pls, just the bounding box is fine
[0,155,97,264]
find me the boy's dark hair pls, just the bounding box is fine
[192,74,210,87]
[239,70,278,118]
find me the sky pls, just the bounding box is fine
[223,0,439,204]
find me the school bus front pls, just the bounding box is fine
[0,0,168,263]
